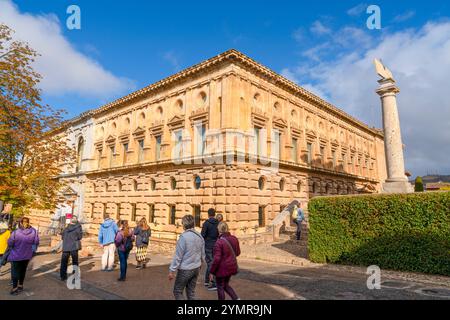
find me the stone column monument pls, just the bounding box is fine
[374,59,413,193]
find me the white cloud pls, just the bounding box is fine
[162,50,181,72]
[310,21,332,36]
[392,10,416,23]
[0,0,133,98]
[284,22,450,176]
[347,3,368,17]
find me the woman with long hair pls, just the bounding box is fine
[114,220,134,281]
[7,217,39,295]
[134,217,151,269]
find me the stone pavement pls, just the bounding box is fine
[1,241,449,300]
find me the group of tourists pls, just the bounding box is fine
[168,208,240,300]
[0,202,308,300]
[97,215,151,281]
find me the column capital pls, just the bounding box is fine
[376,79,400,97]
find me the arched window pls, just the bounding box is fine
[258,176,266,190]
[279,178,285,191]
[194,175,201,189]
[170,177,177,190]
[76,137,84,172]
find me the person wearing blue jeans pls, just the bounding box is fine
[293,207,305,241]
[114,220,134,281]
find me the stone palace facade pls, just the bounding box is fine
[31,50,387,239]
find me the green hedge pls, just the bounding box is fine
[308,192,450,276]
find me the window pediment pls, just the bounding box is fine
[273,117,287,131]
[189,108,208,125]
[105,135,116,145]
[132,126,146,139]
[149,120,164,134]
[168,115,185,130]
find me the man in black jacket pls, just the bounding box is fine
[201,208,219,290]
[60,216,83,281]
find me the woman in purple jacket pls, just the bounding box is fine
[209,221,240,300]
[7,217,39,295]
[114,220,135,281]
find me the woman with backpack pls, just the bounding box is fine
[6,217,39,295]
[114,220,134,281]
[209,221,240,300]
[134,217,151,269]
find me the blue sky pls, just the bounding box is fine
[1,0,450,176]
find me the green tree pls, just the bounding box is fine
[415,176,424,192]
[0,24,74,216]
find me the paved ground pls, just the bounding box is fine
[1,244,449,300]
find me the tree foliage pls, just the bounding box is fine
[0,24,74,215]
[415,176,424,192]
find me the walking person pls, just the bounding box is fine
[59,216,83,281]
[168,215,205,300]
[7,217,39,295]
[134,217,151,269]
[0,221,11,260]
[292,205,305,241]
[210,221,240,300]
[201,208,219,290]
[114,220,134,281]
[98,214,119,271]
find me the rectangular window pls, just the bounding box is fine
[307,143,313,164]
[193,205,201,228]
[332,150,336,168]
[196,124,206,156]
[148,204,154,223]
[97,149,102,169]
[103,203,107,219]
[131,203,136,222]
[175,130,183,159]
[138,139,144,163]
[292,138,298,163]
[109,146,115,167]
[116,203,120,220]
[320,146,325,162]
[169,205,176,225]
[254,127,260,156]
[123,143,129,165]
[258,206,265,228]
[155,135,161,161]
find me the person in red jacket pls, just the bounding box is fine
[209,221,240,300]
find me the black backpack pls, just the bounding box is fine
[124,235,133,252]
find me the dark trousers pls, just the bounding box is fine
[118,250,129,280]
[216,276,239,300]
[294,220,302,240]
[11,260,30,288]
[204,246,215,285]
[60,250,79,279]
[173,267,200,300]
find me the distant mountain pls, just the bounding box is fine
[420,175,450,183]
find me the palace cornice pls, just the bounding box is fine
[60,49,383,139]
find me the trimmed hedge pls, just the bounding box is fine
[308,192,450,276]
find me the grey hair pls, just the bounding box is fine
[182,215,195,230]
